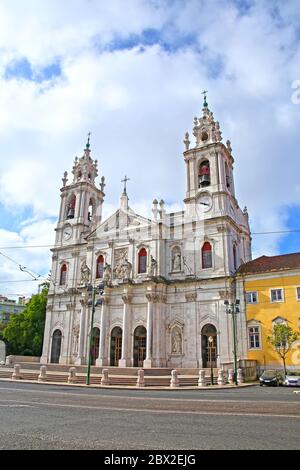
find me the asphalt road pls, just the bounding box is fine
[0,381,299,450]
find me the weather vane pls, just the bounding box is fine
[86,131,91,149]
[202,90,208,108]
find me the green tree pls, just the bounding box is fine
[267,323,299,375]
[3,284,48,356]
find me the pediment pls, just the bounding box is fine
[86,206,156,242]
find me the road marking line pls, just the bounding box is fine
[0,398,299,419]
[0,385,297,406]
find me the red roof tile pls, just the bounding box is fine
[238,253,300,275]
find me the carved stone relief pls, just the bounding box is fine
[113,248,130,279]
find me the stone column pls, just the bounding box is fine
[12,364,21,380]
[136,369,145,387]
[101,368,110,385]
[68,367,77,384]
[75,295,88,365]
[170,369,179,388]
[119,290,132,367]
[144,291,157,368]
[96,294,110,366]
[198,369,206,387]
[152,292,167,367]
[38,365,47,382]
[40,306,53,364]
[60,302,75,364]
[185,292,198,367]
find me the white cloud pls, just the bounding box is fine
[0,220,55,298]
[0,0,300,295]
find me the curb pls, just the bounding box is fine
[0,377,258,391]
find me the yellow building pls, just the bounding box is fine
[237,253,300,372]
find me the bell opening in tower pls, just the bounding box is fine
[198,160,210,188]
[66,195,76,219]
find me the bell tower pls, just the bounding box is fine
[183,93,237,216]
[56,134,106,246]
[182,92,251,269]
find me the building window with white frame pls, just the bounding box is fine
[296,287,300,301]
[248,325,261,349]
[246,291,258,304]
[270,288,284,303]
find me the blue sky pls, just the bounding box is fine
[0,0,299,296]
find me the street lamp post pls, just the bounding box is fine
[86,282,105,385]
[224,299,240,386]
[208,335,214,385]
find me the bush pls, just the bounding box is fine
[22,349,34,356]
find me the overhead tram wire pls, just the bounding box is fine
[0,227,299,251]
[0,250,44,281]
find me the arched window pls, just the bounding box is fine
[202,242,212,269]
[66,195,76,219]
[60,264,67,285]
[88,198,95,222]
[198,160,210,188]
[138,248,147,274]
[96,255,104,279]
[233,245,237,271]
[225,162,230,189]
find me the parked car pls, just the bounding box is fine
[259,370,284,386]
[284,371,300,387]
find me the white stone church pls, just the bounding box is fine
[41,96,252,369]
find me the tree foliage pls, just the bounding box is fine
[3,284,48,356]
[267,323,299,374]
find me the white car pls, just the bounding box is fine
[284,371,300,387]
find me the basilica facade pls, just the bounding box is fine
[41,98,252,369]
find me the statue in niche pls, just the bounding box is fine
[121,258,132,279]
[171,328,182,354]
[149,256,157,276]
[172,248,181,272]
[80,260,90,284]
[113,248,128,279]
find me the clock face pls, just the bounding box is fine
[197,194,212,214]
[63,226,73,241]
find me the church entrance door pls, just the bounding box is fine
[133,326,146,367]
[201,324,217,368]
[50,329,62,363]
[91,327,100,365]
[110,327,122,366]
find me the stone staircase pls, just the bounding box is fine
[0,364,221,387]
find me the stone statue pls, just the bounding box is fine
[171,328,182,354]
[121,258,132,279]
[113,248,128,279]
[149,255,157,276]
[103,263,112,284]
[80,260,90,284]
[172,249,181,272]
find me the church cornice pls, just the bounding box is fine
[51,242,87,253]
[183,142,234,163]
